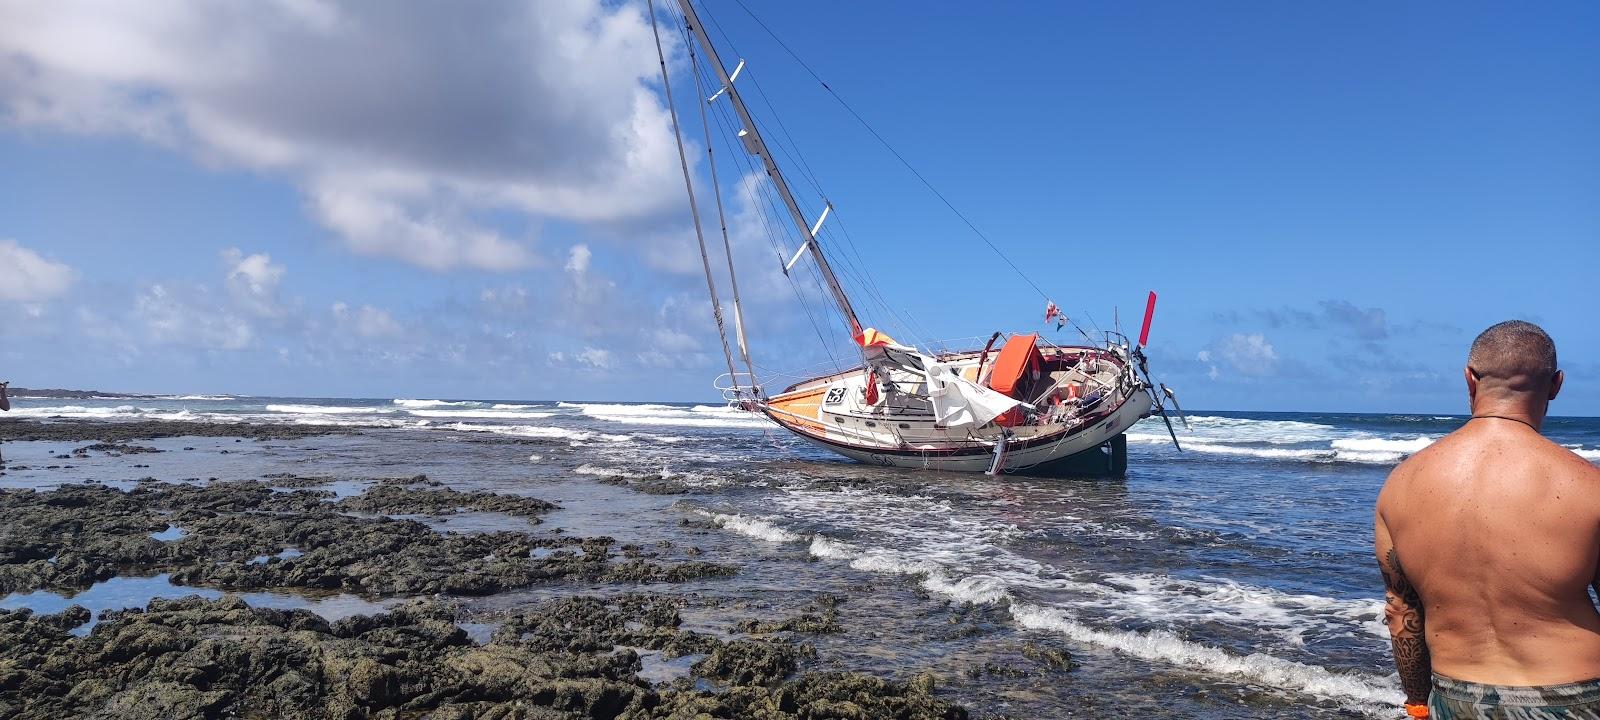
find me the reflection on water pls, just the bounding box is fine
[149,524,187,541]
[0,573,397,635]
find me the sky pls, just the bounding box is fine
[0,0,1595,413]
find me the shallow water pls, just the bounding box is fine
[4,396,1599,717]
[0,573,396,635]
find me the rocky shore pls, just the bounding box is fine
[0,418,355,442]
[1,594,964,719]
[0,436,974,719]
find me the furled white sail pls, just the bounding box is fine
[923,359,1021,429]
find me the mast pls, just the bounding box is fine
[648,0,743,391]
[672,0,863,337]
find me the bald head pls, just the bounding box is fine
[1468,320,1559,394]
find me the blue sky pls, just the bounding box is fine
[1,1,1595,413]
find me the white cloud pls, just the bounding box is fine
[135,283,253,350]
[221,247,286,316]
[1216,333,1279,377]
[565,244,592,275]
[0,0,684,271]
[0,239,76,301]
[331,301,403,338]
[576,347,613,370]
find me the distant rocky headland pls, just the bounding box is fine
[3,387,154,399]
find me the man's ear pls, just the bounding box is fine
[1550,370,1564,401]
[1464,366,1478,404]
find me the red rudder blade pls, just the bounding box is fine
[1138,291,1157,347]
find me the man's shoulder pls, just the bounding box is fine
[1546,440,1600,482]
[1377,432,1469,513]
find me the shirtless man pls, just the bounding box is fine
[1376,321,1600,718]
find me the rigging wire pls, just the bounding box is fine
[721,0,1055,305]
[647,0,742,388]
[688,32,759,390]
[691,44,843,372]
[694,0,910,337]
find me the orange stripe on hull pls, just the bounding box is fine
[766,387,830,434]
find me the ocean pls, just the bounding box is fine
[4,395,1600,718]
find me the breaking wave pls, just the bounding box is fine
[557,401,769,429]
[703,511,805,543]
[699,505,1399,715]
[265,404,392,415]
[1128,416,1443,465]
[404,409,556,420]
[440,422,625,443]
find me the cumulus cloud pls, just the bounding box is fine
[548,347,614,370]
[1215,333,1280,377]
[0,0,684,271]
[221,247,286,316]
[0,239,76,301]
[576,347,614,370]
[135,283,253,350]
[331,302,403,339]
[565,244,592,275]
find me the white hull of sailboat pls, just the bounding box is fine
[753,343,1155,476]
[780,387,1149,474]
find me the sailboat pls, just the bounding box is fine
[648,0,1184,475]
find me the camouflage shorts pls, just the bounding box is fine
[1431,674,1600,719]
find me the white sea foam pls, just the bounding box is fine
[440,422,598,442]
[558,401,768,429]
[1137,415,1342,444]
[163,394,236,401]
[557,401,676,413]
[575,463,650,479]
[1009,604,1401,714]
[1132,426,1437,465]
[704,512,805,543]
[405,409,556,419]
[491,403,547,410]
[801,526,1397,713]
[719,482,1400,713]
[1183,443,1331,461]
[1098,572,1387,643]
[1330,436,1435,454]
[392,399,478,408]
[5,405,141,417]
[265,404,389,415]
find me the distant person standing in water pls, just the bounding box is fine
[1376,321,1600,719]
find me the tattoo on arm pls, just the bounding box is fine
[1380,547,1432,704]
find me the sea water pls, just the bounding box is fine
[4,394,1599,717]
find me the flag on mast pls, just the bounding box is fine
[1043,301,1068,332]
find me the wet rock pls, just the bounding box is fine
[0,481,731,598]
[735,596,843,635]
[338,483,557,518]
[0,418,353,442]
[1020,641,1077,671]
[692,638,815,686]
[73,443,163,456]
[596,473,719,496]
